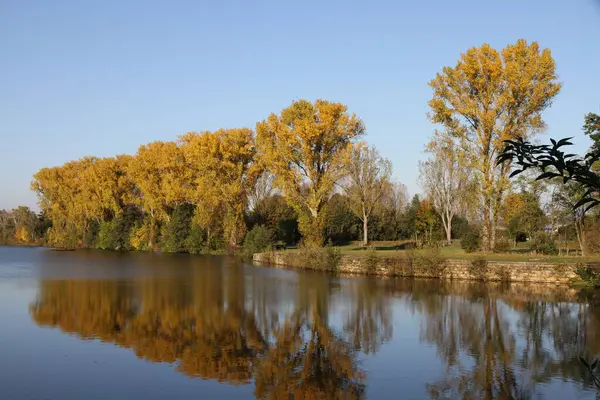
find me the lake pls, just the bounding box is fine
[0,246,598,399]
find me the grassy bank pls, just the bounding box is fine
[281,241,600,264]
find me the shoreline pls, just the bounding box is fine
[253,250,600,285]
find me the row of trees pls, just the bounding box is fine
[30,100,401,252]
[21,38,598,255]
[0,206,48,245]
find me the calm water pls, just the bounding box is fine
[0,246,599,399]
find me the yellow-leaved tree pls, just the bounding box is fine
[180,128,257,249]
[256,99,364,247]
[127,141,187,249]
[428,40,561,250]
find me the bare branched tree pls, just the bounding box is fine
[248,172,275,211]
[343,144,393,246]
[420,140,471,245]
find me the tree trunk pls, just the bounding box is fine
[490,220,497,252]
[575,218,586,257]
[443,212,452,245]
[148,218,155,251]
[482,203,491,252]
[206,226,211,250]
[362,214,368,247]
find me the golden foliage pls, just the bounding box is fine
[256,99,364,247]
[428,39,561,250]
[179,128,257,247]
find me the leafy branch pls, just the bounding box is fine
[498,137,600,211]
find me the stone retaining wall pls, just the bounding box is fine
[252,251,599,284]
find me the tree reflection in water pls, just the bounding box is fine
[30,261,378,399]
[400,280,600,399]
[29,261,600,400]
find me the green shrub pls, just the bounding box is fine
[451,215,469,239]
[95,208,139,251]
[185,225,205,254]
[323,243,342,272]
[575,265,600,287]
[96,221,114,250]
[161,204,194,253]
[243,225,275,255]
[461,226,480,253]
[295,243,342,273]
[530,232,557,255]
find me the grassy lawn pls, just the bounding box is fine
[325,241,600,264]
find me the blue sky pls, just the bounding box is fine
[1,0,599,210]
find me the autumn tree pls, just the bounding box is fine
[502,190,546,246]
[428,39,561,250]
[180,128,257,248]
[343,144,392,246]
[256,99,364,247]
[12,206,39,242]
[0,206,40,244]
[420,135,470,245]
[415,199,439,246]
[127,141,187,249]
[32,160,92,247]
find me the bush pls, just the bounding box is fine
[96,221,115,250]
[292,243,342,273]
[575,265,600,287]
[469,257,488,281]
[185,225,205,254]
[494,237,511,253]
[530,232,557,255]
[461,226,480,253]
[161,204,194,253]
[451,215,470,239]
[413,247,447,278]
[364,247,379,275]
[243,225,275,255]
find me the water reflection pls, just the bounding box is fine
[29,257,600,399]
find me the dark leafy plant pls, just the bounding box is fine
[461,226,480,253]
[243,225,275,255]
[575,265,600,287]
[529,232,558,255]
[498,137,600,211]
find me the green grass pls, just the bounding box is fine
[282,240,600,264]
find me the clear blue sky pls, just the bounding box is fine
[1,0,599,210]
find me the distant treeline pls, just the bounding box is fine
[0,207,49,246]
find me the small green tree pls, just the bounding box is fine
[243,225,275,255]
[161,204,194,253]
[461,226,481,253]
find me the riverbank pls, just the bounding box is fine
[253,250,600,284]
